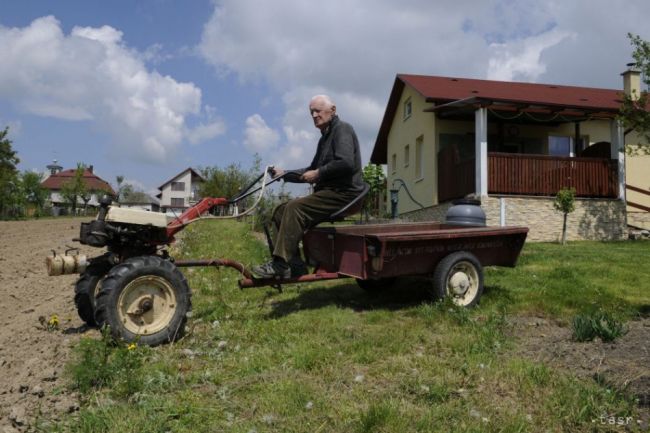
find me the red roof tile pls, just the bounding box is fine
[41,168,116,195]
[399,74,622,110]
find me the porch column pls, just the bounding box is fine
[610,119,626,200]
[475,107,488,197]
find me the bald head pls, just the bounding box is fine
[309,94,336,131]
[310,94,335,108]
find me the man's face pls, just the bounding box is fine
[309,99,335,130]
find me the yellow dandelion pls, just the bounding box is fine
[127,343,137,351]
[48,315,59,328]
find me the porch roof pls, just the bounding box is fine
[371,74,623,164]
[424,96,618,120]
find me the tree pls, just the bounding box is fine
[554,187,576,245]
[198,157,282,230]
[199,163,253,200]
[0,127,21,218]
[115,175,135,203]
[123,190,151,203]
[60,163,87,215]
[79,188,102,215]
[362,163,386,219]
[619,33,650,154]
[116,175,125,201]
[21,171,49,216]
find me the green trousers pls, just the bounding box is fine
[272,188,359,262]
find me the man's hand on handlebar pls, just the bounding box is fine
[270,166,319,184]
[270,167,285,178]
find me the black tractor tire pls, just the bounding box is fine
[431,251,484,308]
[356,277,396,292]
[74,259,113,327]
[94,255,191,346]
[74,272,103,326]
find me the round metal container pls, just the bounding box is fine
[445,199,486,227]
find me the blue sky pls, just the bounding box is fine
[1,0,649,195]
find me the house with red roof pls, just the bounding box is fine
[41,162,115,214]
[372,68,649,241]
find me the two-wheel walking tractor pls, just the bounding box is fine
[46,168,528,346]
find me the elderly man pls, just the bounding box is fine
[252,94,364,279]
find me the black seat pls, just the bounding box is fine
[327,182,370,222]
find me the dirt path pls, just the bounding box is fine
[0,217,101,431]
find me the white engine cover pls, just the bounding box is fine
[105,207,171,228]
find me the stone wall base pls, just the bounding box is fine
[628,211,650,230]
[403,196,628,242]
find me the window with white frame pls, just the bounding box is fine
[171,181,185,191]
[171,197,185,207]
[548,135,589,157]
[403,97,412,120]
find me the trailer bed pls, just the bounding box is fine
[303,222,528,280]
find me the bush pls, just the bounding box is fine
[571,311,627,342]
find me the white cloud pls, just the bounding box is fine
[0,16,220,164]
[198,1,487,95]
[487,29,575,82]
[187,119,227,145]
[243,114,280,153]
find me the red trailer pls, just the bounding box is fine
[180,221,528,308]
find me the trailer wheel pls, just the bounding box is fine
[431,251,483,307]
[95,256,191,346]
[356,277,396,292]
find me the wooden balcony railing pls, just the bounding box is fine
[488,153,618,197]
[437,151,618,202]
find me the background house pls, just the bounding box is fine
[41,161,115,215]
[118,192,160,212]
[157,167,204,214]
[372,70,649,241]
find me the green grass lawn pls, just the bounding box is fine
[49,219,650,433]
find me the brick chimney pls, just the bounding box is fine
[88,165,94,174]
[621,63,641,100]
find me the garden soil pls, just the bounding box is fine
[0,218,100,432]
[0,218,647,431]
[511,316,650,427]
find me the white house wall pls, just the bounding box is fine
[160,170,193,208]
[49,191,105,207]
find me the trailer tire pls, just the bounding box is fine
[431,251,483,308]
[95,256,191,346]
[356,277,396,292]
[74,258,113,327]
